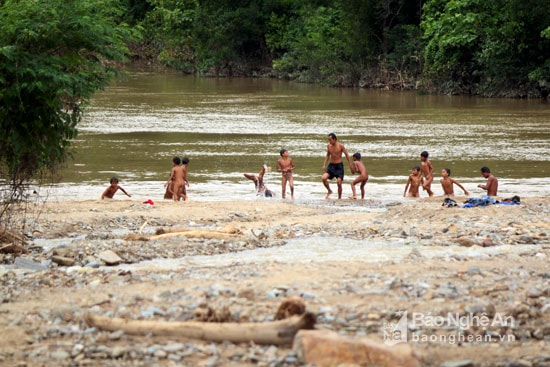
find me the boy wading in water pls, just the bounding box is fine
[420,151,434,196]
[276,149,295,199]
[166,156,187,201]
[322,133,354,200]
[164,156,178,199]
[180,157,190,200]
[404,166,423,197]
[440,168,469,196]
[244,164,274,197]
[350,152,368,199]
[101,177,131,199]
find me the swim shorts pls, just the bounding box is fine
[326,162,344,180]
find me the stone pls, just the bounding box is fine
[52,248,76,258]
[84,261,100,268]
[97,250,123,265]
[51,256,76,267]
[51,350,70,360]
[526,287,541,298]
[11,257,47,271]
[499,360,531,367]
[453,237,475,247]
[440,361,474,367]
[293,330,420,367]
[519,235,535,244]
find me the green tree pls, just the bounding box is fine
[422,0,550,96]
[140,0,197,70]
[0,0,134,222]
[192,0,271,75]
[266,0,423,86]
[269,4,346,83]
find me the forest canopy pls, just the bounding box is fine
[126,0,549,98]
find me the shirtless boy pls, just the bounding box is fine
[404,166,423,197]
[164,156,178,199]
[322,133,354,199]
[276,149,295,199]
[244,164,274,197]
[181,157,190,201]
[420,151,434,196]
[350,152,368,199]
[440,168,469,196]
[478,166,498,196]
[165,156,185,201]
[101,177,131,199]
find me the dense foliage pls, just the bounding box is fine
[129,0,548,97]
[422,0,550,96]
[0,0,134,205]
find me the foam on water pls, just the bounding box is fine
[34,178,550,203]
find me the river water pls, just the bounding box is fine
[50,69,549,202]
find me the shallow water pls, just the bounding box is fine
[112,237,544,272]
[48,69,549,201]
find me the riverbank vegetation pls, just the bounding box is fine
[0,0,134,230]
[1,0,549,101]
[125,0,549,98]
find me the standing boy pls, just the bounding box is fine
[101,177,131,199]
[181,157,190,201]
[164,156,178,199]
[440,168,469,196]
[322,133,354,199]
[166,156,185,201]
[276,149,295,199]
[404,166,423,197]
[478,166,498,196]
[420,151,434,196]
[350,152,368,199]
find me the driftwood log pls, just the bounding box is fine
[150,226,242,240]
[155,225,240,235]
[85,312,315,345]
[293,330,421,367]
[150,230,240,240]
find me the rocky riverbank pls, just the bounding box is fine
[0,196,548,366]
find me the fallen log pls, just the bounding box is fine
[293,330,421,367]
[155,225,240,236]
[150,230,241,240]
[84,311,316,345]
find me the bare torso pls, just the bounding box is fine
[409,174,423,196]
[440,177,455,195]
[327,142,346,164]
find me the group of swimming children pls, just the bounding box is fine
[102,133,499,201]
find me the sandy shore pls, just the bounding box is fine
[0,196,548,366]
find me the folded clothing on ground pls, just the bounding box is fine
[462,195,497,208]
[461,195,520,208]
